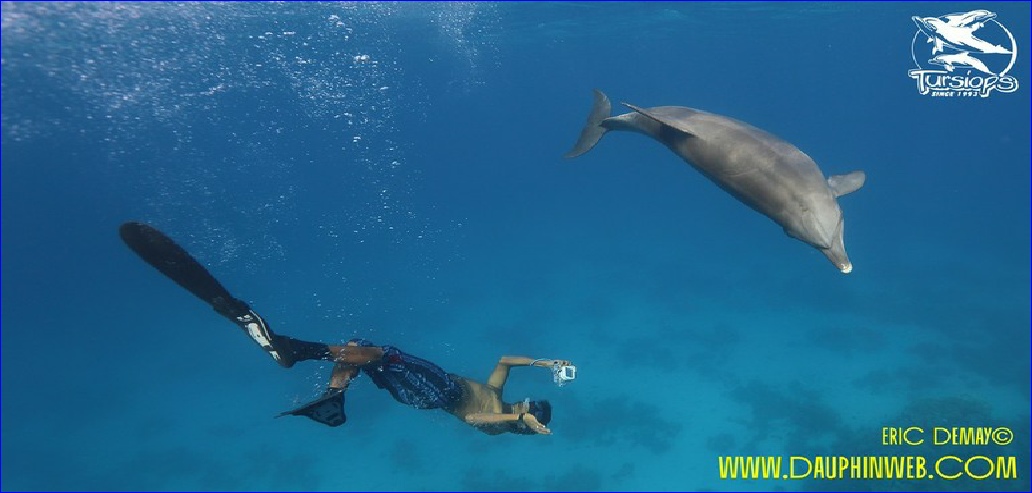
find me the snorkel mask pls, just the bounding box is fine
[520,398,551,427]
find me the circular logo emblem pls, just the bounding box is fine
[911,12,1017,77]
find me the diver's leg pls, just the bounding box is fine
[328,363,360,390]
[255,337,384,367]
[274,353,363,427]
[327,342,384,366]
[272,343,368,427]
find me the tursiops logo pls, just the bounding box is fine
[908,10,1019,97]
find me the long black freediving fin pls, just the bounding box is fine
[118,221,294,367]
[118,221,249,317]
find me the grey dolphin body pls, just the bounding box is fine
[565,89,865,274]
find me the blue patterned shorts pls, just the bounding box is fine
[349,338,463,410]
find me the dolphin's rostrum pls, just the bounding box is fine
[566,89,865,274]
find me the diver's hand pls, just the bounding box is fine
[522,413,552,435]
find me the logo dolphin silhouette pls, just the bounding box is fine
[912,10,1011,55]
[928,52,995,75]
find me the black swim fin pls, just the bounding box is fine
[118,221,294,367]
[276,388,347,427]
[119,222,250,317]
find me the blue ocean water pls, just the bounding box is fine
[2,2,1029,491]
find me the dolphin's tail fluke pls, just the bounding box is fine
[564,89,612,158]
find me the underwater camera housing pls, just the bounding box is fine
[552,363,576,386]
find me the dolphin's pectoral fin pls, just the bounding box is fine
[621,103,696,137]
[827,171,866,197]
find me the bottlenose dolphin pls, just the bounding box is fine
[929,52,995,75]
[912,10,1011,55]
[565,90,865,274]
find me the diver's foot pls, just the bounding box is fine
[275,388,346,427]
[232,309,295,368]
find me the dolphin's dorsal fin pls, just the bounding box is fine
[621,103,696,137]
[827,171,866,197]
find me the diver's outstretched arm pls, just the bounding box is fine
[485,356,572,389]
